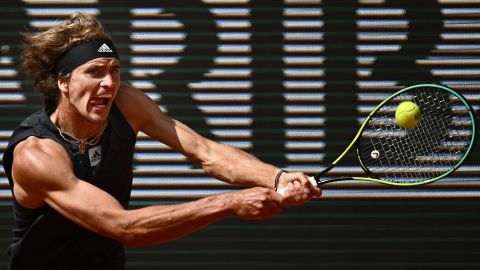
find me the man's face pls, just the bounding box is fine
[59,57,120,124]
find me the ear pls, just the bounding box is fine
[57,77,69,95]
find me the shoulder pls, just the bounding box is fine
[114,83,143,133]
[12,136,74,207]
[13,137,72,190]
[114,83,170,133]
[14,136,69,164]
[13,136,73,179]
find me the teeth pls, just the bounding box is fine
[97,94,112,99]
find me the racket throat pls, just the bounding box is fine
[312,164,336,183]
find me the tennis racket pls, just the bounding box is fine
[278,84,477,195]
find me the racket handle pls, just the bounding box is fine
[277,176,318,197]
[307,176,318,187]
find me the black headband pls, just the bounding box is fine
[53,39,119,75]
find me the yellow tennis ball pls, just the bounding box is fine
[395,101,420,129]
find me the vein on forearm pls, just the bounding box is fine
[123,195,231,247]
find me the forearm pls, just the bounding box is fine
[200,141,279,188]
[120,193,232,247]
[119,186,284,247]
[45,175,283,249]
[122,93,279,188]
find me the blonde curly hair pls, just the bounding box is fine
[21,12,114,109]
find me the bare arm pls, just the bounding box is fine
[11,137,284,247]
[115,83,319,196]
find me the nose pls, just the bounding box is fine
[100,73,117,89]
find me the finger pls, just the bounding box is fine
[288,180,306,200]
[299,175,321,197]
[279,187,292,208]
[269,188,285,204]
[286,182,302,203]
[293,180,304,202]
[304,179,321,197]
[288,182,300,200]
[293,172,310,186]
[282,182,301,206]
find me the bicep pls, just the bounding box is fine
[12,138,128,239]
[44,177,127,238]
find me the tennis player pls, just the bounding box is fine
[2,13,320,269]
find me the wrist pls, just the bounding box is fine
[273,169,287,191]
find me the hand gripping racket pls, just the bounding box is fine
[278,84,477,195]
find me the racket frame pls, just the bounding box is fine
[311,84,477,187]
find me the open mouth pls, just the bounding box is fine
[90,94,112,109]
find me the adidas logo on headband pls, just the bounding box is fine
[98,43,113,53]
[53,39,119,75]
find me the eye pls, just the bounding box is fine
[87,67,101,75]
[111,67,120,74]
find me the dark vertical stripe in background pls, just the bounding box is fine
[250,2,287,166]
[0,0,479,269]
[323,0,359,164]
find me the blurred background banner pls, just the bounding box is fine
[0,0,479,269]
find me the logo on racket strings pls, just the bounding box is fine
[371,150,380,159]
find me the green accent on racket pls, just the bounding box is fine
[278,84,477,195]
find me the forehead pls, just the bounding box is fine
[79,57,120,68]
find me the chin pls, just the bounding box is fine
[88,106,111,123]
[87,112,109,124]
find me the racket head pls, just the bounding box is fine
[355,84,476,186]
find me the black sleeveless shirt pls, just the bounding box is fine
[2,103,136,270]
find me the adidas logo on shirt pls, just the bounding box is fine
[88,146,102,167]
[98,43,113,53]
[92,150,101,159]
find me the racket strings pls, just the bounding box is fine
[413,91,450,156]
[358,87,473,183]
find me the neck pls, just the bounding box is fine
[50,100,106,140]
